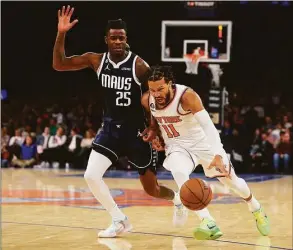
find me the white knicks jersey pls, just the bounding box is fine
[149,84,207,151]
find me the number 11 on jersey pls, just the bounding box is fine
[162,124,180,138]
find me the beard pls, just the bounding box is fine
[164,90,171,105]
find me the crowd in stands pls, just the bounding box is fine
[220,90,292,174]
[1,89,292,174]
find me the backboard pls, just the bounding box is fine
[161,20,232,63]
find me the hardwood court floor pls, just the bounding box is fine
[2,168,292,250]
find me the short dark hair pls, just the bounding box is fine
[106,19,127,34]
[148,65,175,84]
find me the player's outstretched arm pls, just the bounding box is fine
[181,89,230,177]
[53,6,101,71]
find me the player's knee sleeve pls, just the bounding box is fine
[84,150,112,182]
[164,152,194,189]
[217,168,250,198]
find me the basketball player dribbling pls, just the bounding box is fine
[141,65,270,240]
[53,6,186,238]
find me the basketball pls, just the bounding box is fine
[180,178,212,211]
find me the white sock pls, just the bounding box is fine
[246,195,261,212]
[195,208,215,221]
[84,151,126,221]
[109,204,127,221]
[172,192,182,206]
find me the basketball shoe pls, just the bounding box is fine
[98,217,133,238]
[173,192,188,227]
[252,207,270,236]
[193,218,223,240]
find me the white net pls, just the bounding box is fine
[184,48,208,75]
[184,54,202,75]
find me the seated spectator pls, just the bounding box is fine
[221,120,233,136]
[36,126,51,167]
[81,129,94,148]
[273,132,292,174]
[66,127,82,169]
[1,126,10,167]
[11,135,37,168]
[252,128,262,145]
[263,116,274,131]
[283,115,292,129]
[250,132,274,173]
[49,118,58,136]
[8,128,24,160]
[48,126,67,168]
[271,122,283,147]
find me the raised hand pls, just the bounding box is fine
[57,5,78,33]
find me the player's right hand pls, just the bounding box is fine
[140,127,157,142]
[151,136,165,151]
[208,155,231,179]
[57,5,78,33]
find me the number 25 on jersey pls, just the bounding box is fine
[116,91,131,106]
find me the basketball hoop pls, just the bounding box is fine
[184,49,207,75]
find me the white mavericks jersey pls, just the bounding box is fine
[149,84,208,152]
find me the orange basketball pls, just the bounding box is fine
[180,178,212,211]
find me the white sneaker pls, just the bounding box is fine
[173,192,188,227]
[98,217,133,238]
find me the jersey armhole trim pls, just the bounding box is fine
[96,53,106,79]
[132,55,141,86]
[177,87,192,116]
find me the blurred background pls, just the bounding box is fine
[1,1,292,174]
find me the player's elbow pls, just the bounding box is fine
[52,62,65,71]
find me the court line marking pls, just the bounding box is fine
[3,221,292,250]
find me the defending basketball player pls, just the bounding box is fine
[53,6,184,238]
[141,65,270,240]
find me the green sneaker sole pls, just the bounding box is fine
[193,228,223,240]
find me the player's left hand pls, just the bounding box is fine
[208,155,231,179]
[140,127,158,142]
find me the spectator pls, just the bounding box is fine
[8,128,24,147]
[283,115,292,129]
[250,132,274,173]
[222,120,233,136]
[273,132,292,174]
[81,129,94,148]
[36,127,51,167]
[11,135,37,168]
[48,126,67,168]
[1,126,10,167]
[271,122,283,147]
[263,116,274,131]
[8,128,24,160]
[66,127,82,169]
[49,118,57,135]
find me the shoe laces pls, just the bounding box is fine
[255,209,267,225]
[106,221,122,233]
